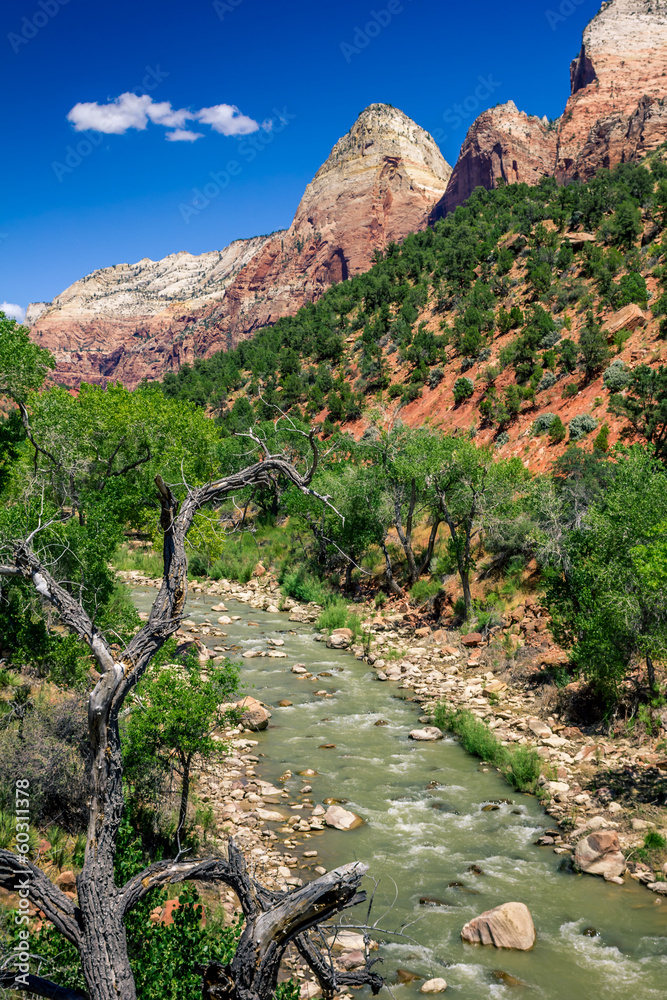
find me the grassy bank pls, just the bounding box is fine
[434,702,542,794]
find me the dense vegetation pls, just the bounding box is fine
[1,150,667,995]
[161,153,667,444]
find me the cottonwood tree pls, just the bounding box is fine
[0,318,384,1000]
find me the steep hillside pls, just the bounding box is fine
[434,0,667,212]
[28,105,451,390]
[162,152,667,472]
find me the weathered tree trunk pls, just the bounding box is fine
[381,542,403,597]
[647,652,657,694]
[418,517,442,577]
[0,440,383,1000]
[394,484,419,585]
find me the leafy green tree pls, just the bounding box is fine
[0,312,54,403]
[578,311,610,380]
[609,199,643,249]
[549,416,567,444]
[546,447,667,701]
[123,655,239,847]
[609,364,667,462]
[431,439,525,618]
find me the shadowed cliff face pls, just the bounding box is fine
[29,105,452,390]
[433,0,667,213]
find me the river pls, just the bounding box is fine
[130,585,667,999]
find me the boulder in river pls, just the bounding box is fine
[324,805,363,831]
[409,727,444,742]
[326,628,354,650]
[461,901,536,950]
[573,830,626,879]
[420,979,447,993]
[236,696,271,732]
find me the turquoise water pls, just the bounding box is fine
[132,588,667,999]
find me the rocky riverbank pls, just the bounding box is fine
[121,568,667,912]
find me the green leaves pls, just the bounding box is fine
[0,312,54,403]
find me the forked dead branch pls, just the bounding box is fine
[0,434,383,1000]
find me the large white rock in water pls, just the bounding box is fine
[409,727,444,742]
[574,830,626,878]
[461,902,536,950]
[236,696,271,731]
[324,805,364,831]
[420,979,447,993]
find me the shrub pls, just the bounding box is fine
[409,579,442,605]
[532,412,557,435]
[603,359,630,392]
[427,367,445,389]
[537,371,557,392]
[495,431,509,448]
[279,567,326,604]
[562,382,579,399]
[644,830,667,852]
[548,416,567,443]
[540,330,561,350]
[0,697,90,831]
[453,377,475,405]
[434,704,541,793]
[569,413,598,441]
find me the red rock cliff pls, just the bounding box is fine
[29,105,452,389]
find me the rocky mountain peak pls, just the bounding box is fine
[29,105,451,390]
[310,103,451,188]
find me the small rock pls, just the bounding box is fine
[236,696,271,732]
[299,983,321,1000]
[278,700,293,707]
[324,805,363,831]
[420,979,447,993]
[327,628,354,650]
[409,727,444,742]
[396,970,422,984]
[574,830,626,879]
[461,633,483,648]
[55,871,76,893]
[461,902,536,951]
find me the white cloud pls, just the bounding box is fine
[0,302,26,323]
[165,129,204,142]
[196,104,260,136]
[67,92,155,134]
[66,93,262,141]
[146,101,191,129]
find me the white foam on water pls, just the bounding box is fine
[552,920,664,997]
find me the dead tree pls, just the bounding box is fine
[0,441,383,1000]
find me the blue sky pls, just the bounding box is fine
[0,0,600,315]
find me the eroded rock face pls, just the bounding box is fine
[29,105,451,389]
[556,0,667,182]
[460,901,536,951]
[435,102,558,217]
[435,0,667,211]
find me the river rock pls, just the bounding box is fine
[256,808,286,823]
[339,950,365,970]
[211,603,228,612]
[324,805,363,831]
[409,727,444,742]
[326,931,377,952]
[647,882,667,895]
[528,717,552,738]
[420,979,447,993]
[574,830,626,879]
[236,696,271,731]
[217,616,233,625]
[327,628,354,650]
[461,902,536,950]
